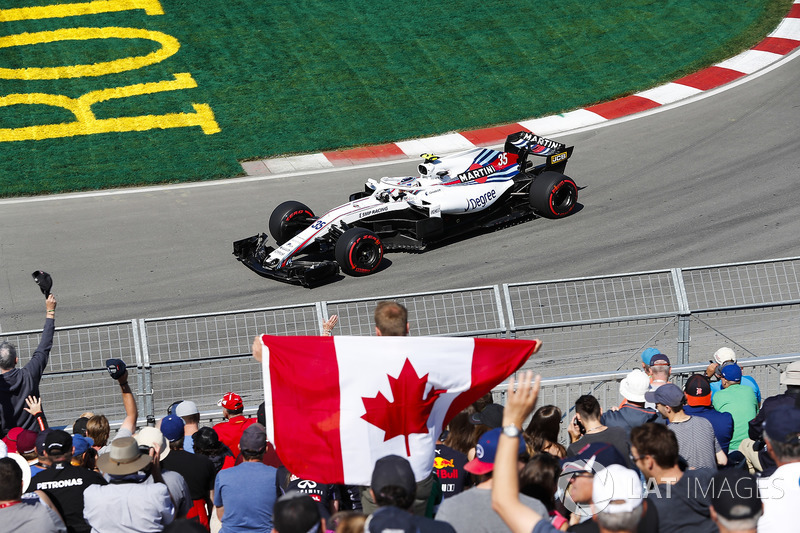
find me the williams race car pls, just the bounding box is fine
[233,131,578,286]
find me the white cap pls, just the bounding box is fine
[593,465,643,514]
[175,400,199,417]
[135,427,170,461]
[714,347,737,365]
[619,369,650,403]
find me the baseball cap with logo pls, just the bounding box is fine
[684,374,712,407]
[644,383,685,408]
[464,427,526,475]
[720,363,742,382]
[105,358,127,380]
[160,414,185,443]
[218,392,243,411]
[44,430,72,456]
[592,464,643,514]
[32,270,53,298]
[713,347,737,365]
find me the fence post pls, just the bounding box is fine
[315,302,327,335]
[502,284,516,339]
[671,268,691,365]
[137,319,156,425]
[491,285,508,339]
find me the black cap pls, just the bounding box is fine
[105,358,127,380]
[73,417,90,437]
[710,470,762,521]
[469,403,504,429]
[32,270,52,298]
[45,430,73,455]
[684,374,712,397]
[371,455,415,497]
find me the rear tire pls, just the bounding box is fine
[269,201,315,245]
[335,227,384,276]
[529,171,577,218]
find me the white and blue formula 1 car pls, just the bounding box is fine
[233,131,578,287]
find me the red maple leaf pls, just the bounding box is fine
[361,358,447,456]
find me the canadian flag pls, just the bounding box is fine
[261,335,540,486]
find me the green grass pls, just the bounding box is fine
[0,0,792,196]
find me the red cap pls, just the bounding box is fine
[218,392,243,410]
[16,430,38,454]
[2,427,24,453]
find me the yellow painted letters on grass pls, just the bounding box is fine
[0,73,220,142]
[0,27,180,79]
[0,0,164,22]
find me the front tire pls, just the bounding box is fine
[335,227,384,276]
[529,171,577,218]
[269,201,315,245]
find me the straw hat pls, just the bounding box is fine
[96,437,152,476]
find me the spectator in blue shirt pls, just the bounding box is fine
[705,347,761,404]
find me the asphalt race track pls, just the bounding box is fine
[1,51,799,334]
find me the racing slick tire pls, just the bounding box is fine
[269,201,315,245]
[529,171,578,219]
[335,227,384,277]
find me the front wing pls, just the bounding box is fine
[233,234,339,287]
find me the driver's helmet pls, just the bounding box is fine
[418,153,444,178]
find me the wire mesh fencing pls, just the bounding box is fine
[4,256,800,430]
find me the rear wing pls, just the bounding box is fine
[504,131,573,172]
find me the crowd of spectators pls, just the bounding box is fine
[1,298,799,533]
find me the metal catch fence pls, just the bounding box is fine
[492,354,800,445]
[2,256,798,430]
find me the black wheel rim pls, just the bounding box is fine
[553,183,576,211]
[353,241,380,269]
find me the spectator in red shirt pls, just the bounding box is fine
[212,393,256,455]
